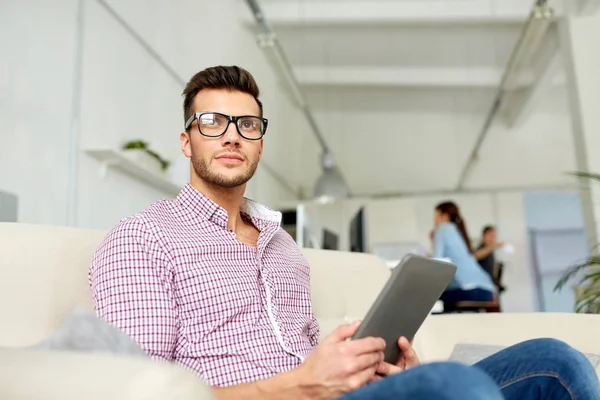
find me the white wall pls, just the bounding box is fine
[494,192,535,312]
[0,0,78,225]
[0,0,321,229]
[562,11,600,244]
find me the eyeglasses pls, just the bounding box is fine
[185,112,268,140]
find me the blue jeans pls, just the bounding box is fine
[339,338,600,400]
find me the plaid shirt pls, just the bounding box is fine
[89,184,320,387]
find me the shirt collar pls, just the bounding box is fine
[177,183,282,229]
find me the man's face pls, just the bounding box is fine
[180,89,263,189]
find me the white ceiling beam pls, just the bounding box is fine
[254,0,562,26]
[578,0,600,13]
[502,24,563,127]
[503,52,563,127]
[562,0,600,14]
[294,66,538,89]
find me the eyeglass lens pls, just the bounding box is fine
[198,113,264,139]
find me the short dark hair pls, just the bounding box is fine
[482,225,495,235]
[182,66,263,126]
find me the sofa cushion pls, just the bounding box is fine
[32,308,146,356]
[0,348,214,400]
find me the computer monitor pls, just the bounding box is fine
[0,191,18,222]
[279,205,318,248]
[322,228,339,250]
[349,207,366,252]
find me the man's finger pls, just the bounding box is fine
[348,364,379,391]
[398,336,412,350]
[322,321,361,344]
[350,352,385,373]
[397,336,420,367]
[376,361,403,376]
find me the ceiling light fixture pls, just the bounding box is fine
[245,0,351,201]
[455,0,554,191]
[500,1,554,91]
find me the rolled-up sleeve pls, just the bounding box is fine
[89,216,177,361]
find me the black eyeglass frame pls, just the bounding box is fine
[184,112,268,140]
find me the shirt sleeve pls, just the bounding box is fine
[432,225,446,259]
[89,216,177,361]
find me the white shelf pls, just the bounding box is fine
[86,149,181,197]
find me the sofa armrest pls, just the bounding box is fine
[414,313,600,380]
[0,348,215,400]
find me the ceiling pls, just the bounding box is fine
[247,0,598,197]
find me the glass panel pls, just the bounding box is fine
[532,228,589,312]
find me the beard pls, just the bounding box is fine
[191,149,258,189]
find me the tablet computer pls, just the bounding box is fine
[351,254,457,364]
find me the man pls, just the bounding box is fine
[90,66,600,399]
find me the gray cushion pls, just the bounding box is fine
[449,343,600,367]
[31,308,147,356]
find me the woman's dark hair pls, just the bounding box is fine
[436,201,473,253]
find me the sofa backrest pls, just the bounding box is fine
[0,222,390,347]
[301,248,390,339]
[0,222,107,346]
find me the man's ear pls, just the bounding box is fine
[180,131,192,158]
[258,139,264,159]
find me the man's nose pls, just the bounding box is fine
[221,121,241,146]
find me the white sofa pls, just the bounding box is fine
[1,222,599,399]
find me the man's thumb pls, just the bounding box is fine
[323,321,361,344]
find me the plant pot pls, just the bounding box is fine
[121,148,163,175]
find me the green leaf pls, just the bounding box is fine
[122,141,170,171]
[123,140,148,150]
[567,171,600,183]
[555,261,591,291]
[556,172,600,313]
[579,272,600,286]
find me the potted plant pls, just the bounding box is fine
[122,140,170,175]
[554,171,600,314]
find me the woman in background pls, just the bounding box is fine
[432,201,495,304]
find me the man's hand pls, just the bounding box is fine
[375,336,421,377]
[295,321,385,399]
[214,333,419,400]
